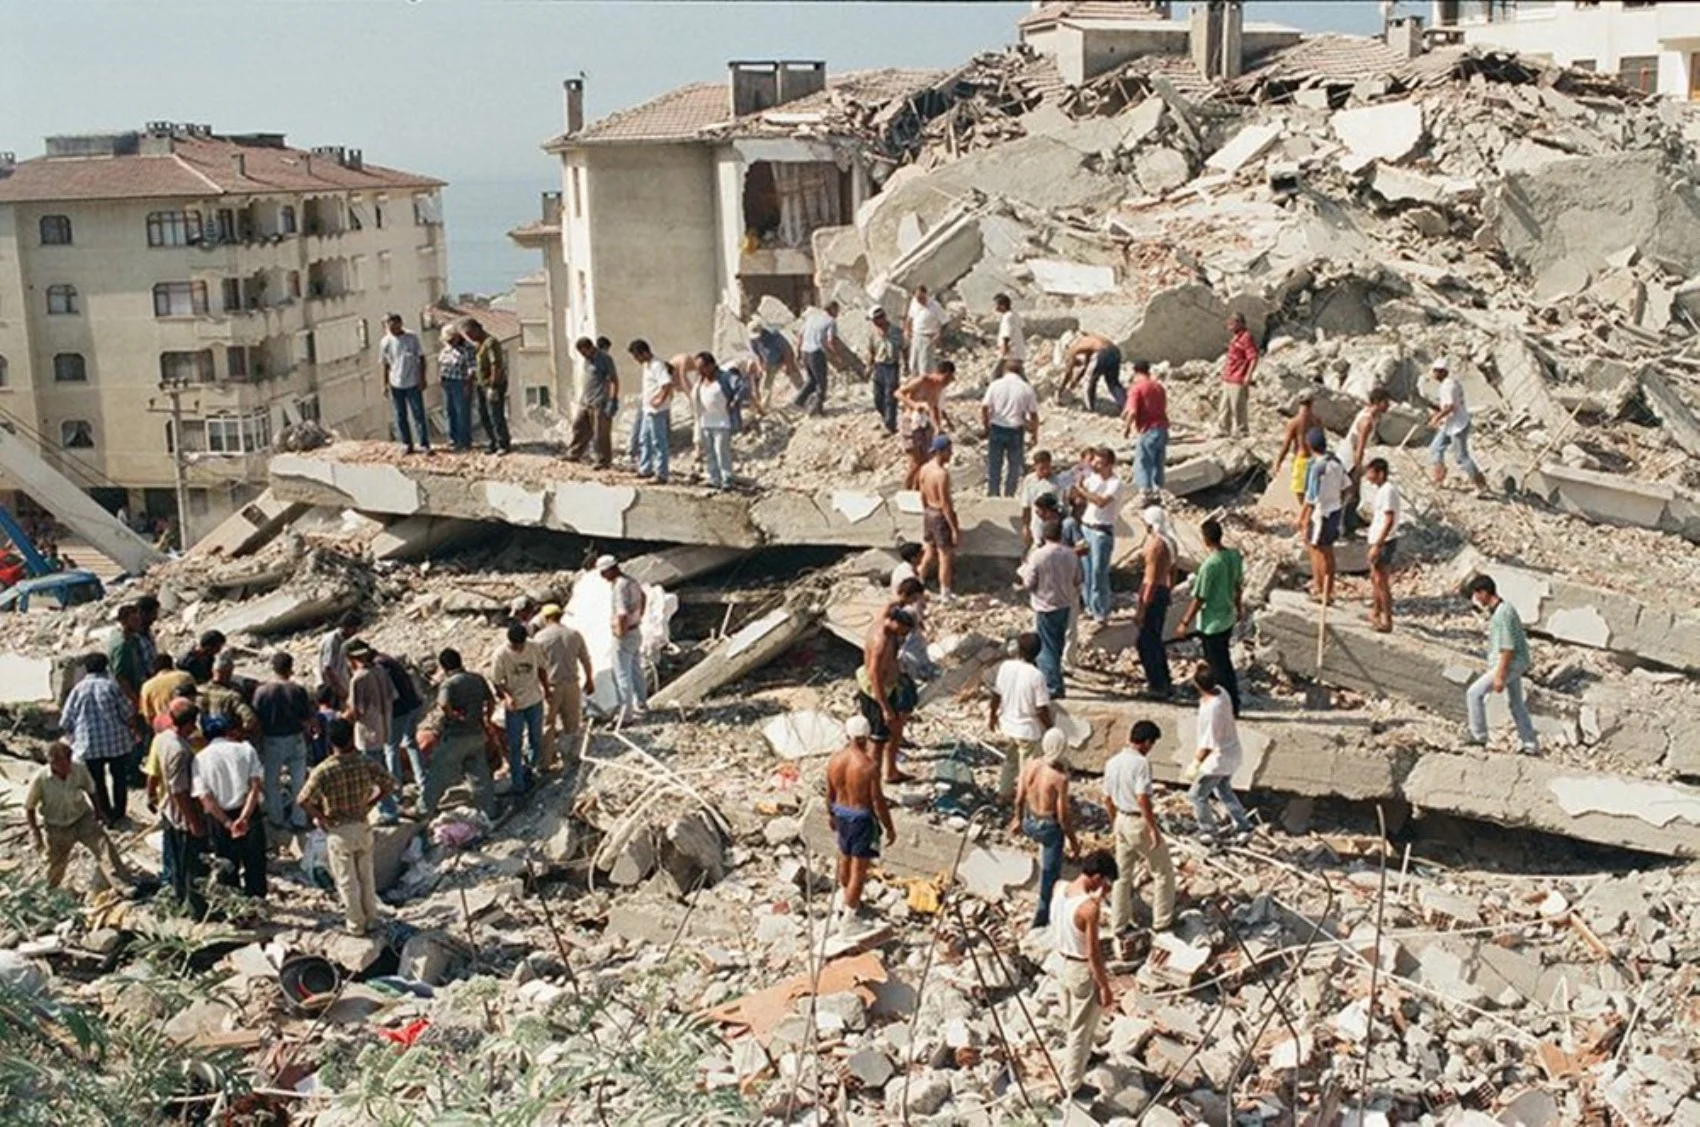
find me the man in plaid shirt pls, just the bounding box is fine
[61,653,136,827]
[298,716,398,935]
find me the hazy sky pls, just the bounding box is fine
[1,1,1390,291]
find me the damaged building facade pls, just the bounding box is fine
[1433,0,1700,97]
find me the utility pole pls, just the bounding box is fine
[150,376,195,549]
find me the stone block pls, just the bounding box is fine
[1526,463,1700,544]
[1332,103,1424,171]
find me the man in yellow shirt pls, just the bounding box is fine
[25,741,136,892]
[140,655,195,725]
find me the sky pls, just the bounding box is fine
[0,1,1389,293]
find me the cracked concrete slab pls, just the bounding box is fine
[1525,464,1700,544]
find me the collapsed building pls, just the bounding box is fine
[3,5,1700,1125]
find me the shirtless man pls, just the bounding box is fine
[1010,728,1078,928]
[858,606,917,783]
[1136,505,1177,699]
[1272,391,1320,533]
[826,714,896,929]
[916,435,961,601]
[897,360,956,490]
[1064,332,1125,414]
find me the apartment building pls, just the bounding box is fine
[540,63,948,362]
[507,192,571,411]
[1431,1,1700,96]
[0,123,446,541]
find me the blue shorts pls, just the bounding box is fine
[832,804,880,859]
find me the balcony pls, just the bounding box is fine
[739,246,815,277]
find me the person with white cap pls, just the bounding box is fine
[1425,357,1487,489]
[601,556,648,722]
[747,315,800,411]
[826,713,895,929]
[1136,505,1177,699]
[534,603,594,755]
[866,306,905,435]
[1010,728,1078,929]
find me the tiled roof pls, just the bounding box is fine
[427,303,521,343]
[1019,1,1170,29]
[0,132,441,204]
[1238,33,1414,87]
[548,68,949,148]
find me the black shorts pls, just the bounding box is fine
[833,805,880,859]
[856,677,917,743]
[1309,509,1343,548]
[923,508,956,549]
[1373,538,1398,568]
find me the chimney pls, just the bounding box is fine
[1386,14,1426,59]
[729,61,780,117]
[1189,0,1244,82]
[231,151,246,179]
[563,78,584,135]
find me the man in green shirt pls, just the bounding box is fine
[464,317,510,455]
[1176,518,1243,715]
[1465,575,1539,754]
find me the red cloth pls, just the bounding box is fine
[1223,330,1258,386]
[1129,378,1168,432]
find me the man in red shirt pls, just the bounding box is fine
[1122,360,1169,495]
[1217,313,1258,437]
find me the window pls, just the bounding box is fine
[46,284,79,315]
[375,197,387,229]
[228,347,250,380]
[377,251,393,289]
[1618,54,1660,93]
[39,215,72,245]
[0,355,7,387]
[205,410,271,453]
[524,385,552,408]
[146,210,203,247]
[1623,1,1656,9]
[348,199,367,231]
[296,395,321,423]
[54,353,86,383]
[215,208,237,243]
[287,270,302,299]
[222,278,242,313]
[356,319,370,349]
[159,350,214,384]
[572,166,585,218]
[412,194,441,225]
[61,420,94,448]
[280,205,298,235]
[153,281,209,317]
[1573,58,1597,72]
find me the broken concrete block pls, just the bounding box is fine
[397,930,457,985]
[761,710,847,760]
[1332,103,1423,171]
[1525,463,1700,544]
[1371,164,1475,207]
[1028,259,1117,297]
[187,489,306,559]
[606,830,658,887]
[884,205,984,294]
[1115,283,1272,366]
[1639,369,1700,457]
[372,822,422,893]
[1493,336,1568,432]
[956,846,1034,901]
[845,1047,893,1090]
[1206,123,1282,176]
[657,811,727,898]
[0,654,54,705]
[370,515,485,562]
[205,584,360,639]
[652,607,819,709]
[1136,146,1192,196]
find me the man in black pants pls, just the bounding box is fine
[193,714,268,900]
[156,701,209,918]
[1175,517,1244,715]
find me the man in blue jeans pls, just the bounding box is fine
[1071,447,1124,625]
[1122,360,1168,495]
[379,313,431,454]
[491,622,550,795]
[1425,357,1488,489]
[252,652,313,828]
[866,307,904,434]
[1018,517,1081,699]
[1465,575,1540,754]
[981,360,1039,497]
[1010,729,1077,928]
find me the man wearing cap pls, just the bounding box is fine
[916,434,961,601]
[25,740,137,894]
[982,357,1040,498]
[989,633,1053,800]
[298,717,399,935]
[795,301,845,416]
[1137,506,1177,699]
[826,714,895,930]
[897,361,956,490]
[866,307,905,435]
[568,336,617,468]
[1217,312,1258,437]
[747,316,800,411]
[1122,360,1169,494]
[1010,728,1078,929]
[1299,428,1349,603]
[602,557,648,723]
[858,606,917,784]
[343,642,400,821]
[193,713,267,899]
[380,313,431,455]
[906,285,946,378]
[1426,357,1487,489]
[1018,520,1081,699]
[534,604,594,762]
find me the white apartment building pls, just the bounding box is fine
[1431,0,1700,97]
[0,123,446,541]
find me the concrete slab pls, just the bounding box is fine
[1639,369,1700,458]
[186,489,307,559]
[370,515,486,562]
[0,654,54,705]
[762,710,847,760]
[1525,464,1700,544]
[1331,103,1424,171]
[622,545,749,588]
[1206,123,1282,176]
[204,585,360,639]
[651,607,820,708]
[1029,259,1117,297]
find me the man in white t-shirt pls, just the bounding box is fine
[1103,719,1176,953]
[1299,428,1349,603]
[981,363,1040,498]
[629,340,674,484]
[1186,664,1252,842]
[1018,450,1065,556]
[988,633,1052,800]
[1071,447,1123,625]
[1364,457,1402,633]
[994,292,1026,369]
[907,285,946,377]
[193,714,267,898]
[379,313,431,454]
[1426,358,1487,489]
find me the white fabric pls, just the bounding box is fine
[1438,375,1470,435]
[191,738,263,810]
[1081,472,1123,527]
[981,373,1039,429]
[1196,692,1242,777]
[1371,481,1403,542]
[1310,456,1348,515]
[907,297,944,339]
[1347,407,1377,462]
[799,310,836,353]
[1141,505,1177,559]
[379,332,423,390]
[1103,748,1154,812]
[694,375,730,430]
[994,659,1051,742]
[889,561,918,596]
[639,359,672,416]
[1054,887,1093,958]
[998,310,1026,361]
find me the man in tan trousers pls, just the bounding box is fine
[24,741,135,892]
[1102,719,1178,962]
[297,716,398,935]
[533,603,594,767]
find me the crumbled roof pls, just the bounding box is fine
[1237,33,1415,88]
[0,132,441,204]
[1019,1,1171,29]
[548,68,950,148]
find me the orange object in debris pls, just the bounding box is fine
[702,952,887,1043]
[380,1019,430,1048]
